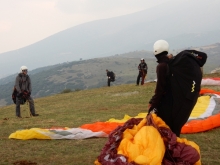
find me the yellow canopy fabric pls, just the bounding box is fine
[190,95,210,117]
[108,113,147,123]
[9,128,51,140]
[108,96,212,123]
[117,116,166,165]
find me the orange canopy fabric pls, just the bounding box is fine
[80,122,123,134]
[200,88,220,95]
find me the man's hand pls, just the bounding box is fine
[148,108,158,115]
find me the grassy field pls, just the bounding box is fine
[0,80,220,165]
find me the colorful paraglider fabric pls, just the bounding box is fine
[106,93,220,134]
[95,114,201,165]
[181,91,220,133]
[201,78,220,86]
[9,88,220,140]
[9,127,108,140]
[200,88,220,95]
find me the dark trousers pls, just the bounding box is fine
[157,91,199,137]
[171,94,199,137]
[16,96,36,116]
[136,72,142,85]
[108,78,113,86]
[136,71,147,85]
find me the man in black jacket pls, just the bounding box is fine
[14,66,39,118]
[148,40,206,137]
[148,40,172,132]
[136,58,148,85]
[106,69,115,87]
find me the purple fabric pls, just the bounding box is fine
[97,118,142,165]
[96,115,200,165]
[159,127,200,165]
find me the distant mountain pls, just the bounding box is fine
[0,43,220,106]
[0,0,220,78]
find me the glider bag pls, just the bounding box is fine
[169,50,207,100]
[168,50,207,127]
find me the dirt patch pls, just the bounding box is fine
[112,91,139,97]
[13,160,37,165]
[98,107,108,111]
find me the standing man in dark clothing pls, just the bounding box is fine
[106,69,115,87]
[148,40,171,129]
[136,58,148,85]
[14,66,39,118]
[148,40,206,137]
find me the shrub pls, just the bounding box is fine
[74,88,81,92]
[60,89,72,94]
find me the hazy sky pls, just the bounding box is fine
[0,0,172,54]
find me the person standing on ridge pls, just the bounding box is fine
[14,66,39,118]
[106,69,115,87]
[136,58,148,85]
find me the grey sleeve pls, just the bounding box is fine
[15,76,21,93]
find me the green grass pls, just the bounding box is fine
[0,82,220,165]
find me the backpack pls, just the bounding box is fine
[12,87,18,104]
[111,71,115,81]
[168,50,207,101]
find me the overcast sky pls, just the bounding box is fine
[0,0,173,54]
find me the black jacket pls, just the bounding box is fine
[149,52,169,109]
[138,62,148,73]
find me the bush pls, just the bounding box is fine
[74,88,81,92]
[60,89,72,94]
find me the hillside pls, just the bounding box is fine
[0,78,220,164]
[0,0,220,77]
[0,50,155,106]
[0,43,220,106]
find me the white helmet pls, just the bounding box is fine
[153,40,169,55]
[141,58,144,61]
[20,66,28,73]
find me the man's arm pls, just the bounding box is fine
[149,63,168,110]
[28,76,32,93]
[138,64,141,71]
[14,76,22,93]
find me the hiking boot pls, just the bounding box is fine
[32,114,39,117]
